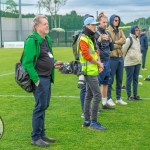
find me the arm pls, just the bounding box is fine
[22,38,39,84]
[115,30,126,45]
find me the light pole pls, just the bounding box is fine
[0,0,3,47]
[18,0,22,41]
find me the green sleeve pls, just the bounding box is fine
[22,38,39,83]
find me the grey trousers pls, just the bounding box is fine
[84,76,101,122]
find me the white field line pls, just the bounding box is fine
[0,94,79,99]
[0,94,149,100]
[0,72,14,77]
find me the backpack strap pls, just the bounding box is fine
[124,36,133,57]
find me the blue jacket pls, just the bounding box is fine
[140,33,148,51]
[95,27,114,62]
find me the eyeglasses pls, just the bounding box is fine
[135,29,140,31]
[114,20,119,22]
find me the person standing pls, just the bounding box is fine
[107,14,127,105]
[22,15,63,147]
[123,26,142,100]
[95,12,114,109]
[80,16,106,130]
[140,28,148,70]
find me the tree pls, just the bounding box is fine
[5,0,18,14]
[37,0,67,28]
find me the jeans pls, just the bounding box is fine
[32,76,51,141]
[125,64,141,97]
[84,76,101,122]
[141,50,147,68]
[108,57,124,100]
[80,83,86,113]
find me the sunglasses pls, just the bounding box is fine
[114,20,119,22]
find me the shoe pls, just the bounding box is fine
[82,121,91,127]
[134,96,142,100]
[128,96,134,101]
[116,99,127,105]
[107,99,116,106]
[81,113,84,118]
[31,139,49,147]
[102,104,115,110]
[41,135,56,143]
[90,122,107,130]
[121,85,126,90]
[142,68,147,70]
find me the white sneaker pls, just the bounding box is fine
[116,99,127,105]
[81,113,84,118]
[107,99,116,106]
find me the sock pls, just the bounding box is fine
[102,98,107,105]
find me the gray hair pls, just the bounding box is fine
[32,15,48,31]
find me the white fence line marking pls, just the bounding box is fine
[0,72,14,77]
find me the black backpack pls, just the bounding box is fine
[124,36,133,57]
[72,31,83,60]
[15,36,37,92]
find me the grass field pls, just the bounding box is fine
[0,47,150,150]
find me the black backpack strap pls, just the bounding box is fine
[124,36,133,57]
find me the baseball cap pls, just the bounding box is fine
[84,17,99,25]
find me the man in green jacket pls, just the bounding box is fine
[22,15,63,147]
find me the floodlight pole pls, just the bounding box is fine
[18,0,22,41]
[0,0,3,47]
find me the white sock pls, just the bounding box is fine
[102,98,107,105]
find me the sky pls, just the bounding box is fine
[1,0,150,23]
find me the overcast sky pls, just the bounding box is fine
[1,0,150,23]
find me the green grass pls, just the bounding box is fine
[0,47,150,150]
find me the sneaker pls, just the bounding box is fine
[81,113,84,118]
[82,121,91,127]
[128,96,134,101]
[102,103,115,110]
[121,85,126,90]
[134,96,142,100]
[116,99,127,105]
[31,139,49,147]
[142,68,147,70]
[107,99,116,106]
[90,122,107,130]
[41,135,56,143]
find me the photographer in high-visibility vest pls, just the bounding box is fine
[79,16,107,130]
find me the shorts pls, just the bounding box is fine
[98,60,111,85]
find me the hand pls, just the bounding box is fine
[102,34,109,41]
[54,61,64,69]
[35,80,40,87]
[97,62,104,73]
[97,36,102,42]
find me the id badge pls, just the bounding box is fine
[48,52,53,58]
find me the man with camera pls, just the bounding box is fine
[79,16,106,130]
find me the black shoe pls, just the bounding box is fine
[41,135,56,143]
[134,96,142,100]
[102,104,115,110]
[31,139,49,147]
[82,121,91,127]
[128,96,134,100]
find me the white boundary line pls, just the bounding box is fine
[0,94,149,100]
[0,94,79,99]
[0,72,14,77]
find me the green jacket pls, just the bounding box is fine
[22,32,55,84]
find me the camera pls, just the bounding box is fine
[78,74,85,89]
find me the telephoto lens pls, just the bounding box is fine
[78,74,85,89]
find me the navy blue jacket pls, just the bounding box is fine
[95,27,114,62]
[140,33,148,51]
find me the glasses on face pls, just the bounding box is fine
[114,20,119,22]
[135,29,140,31]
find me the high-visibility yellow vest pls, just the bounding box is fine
[79,34,99,76]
